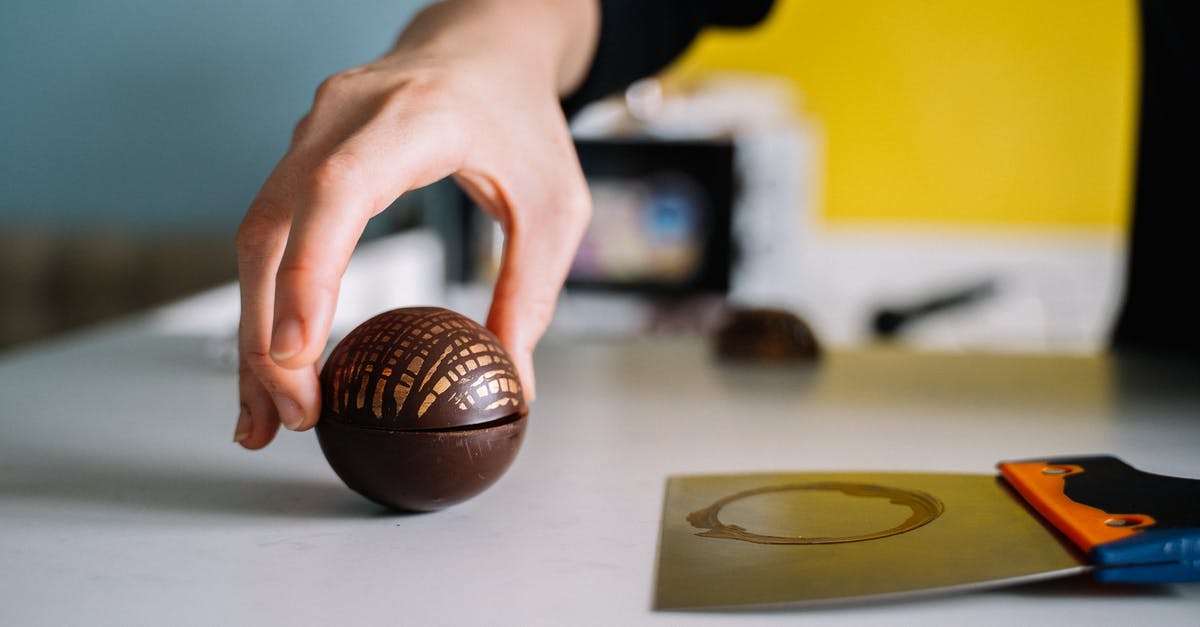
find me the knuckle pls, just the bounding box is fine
[275,259,341,298]
[313,70,356,103]
[235,206,285,259]
[507,183,592,242]
[239,350,295,400]
[376,79,418,112]
[306,152,361,192]
[380,78,455,130]
[291,114,312,143]
[387,72,460,116]
[565,186,593,223]
[239,348,277,379]
[392,69,439,99]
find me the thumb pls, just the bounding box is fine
[478,184,591,403]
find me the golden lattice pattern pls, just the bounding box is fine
[321,307,524,428]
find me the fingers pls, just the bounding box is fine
[233,57,583,448]
[269,113,464,372]
[268,155,372,370]
[235,361,281,450]
[237,104,463,442]
[237,162,372,437]
[235,190,319,443]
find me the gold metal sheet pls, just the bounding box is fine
[654,471,1089,610]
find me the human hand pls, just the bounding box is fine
[233,0,598,448]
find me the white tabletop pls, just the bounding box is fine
[2,297,1198,626]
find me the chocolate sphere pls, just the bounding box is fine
[714,307,821,363]
[316,307,528,511]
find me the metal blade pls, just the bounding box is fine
[654,471,1089,610]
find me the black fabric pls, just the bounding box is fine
[561,0,775,116]
[1113,1,1200,356]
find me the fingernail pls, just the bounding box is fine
[233,407,252,443]
[273,394,305,430]
[270,317,304,362]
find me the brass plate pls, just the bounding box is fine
[654,472,1088,610]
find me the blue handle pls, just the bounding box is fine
[1091,528,1200,583]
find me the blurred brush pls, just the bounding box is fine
[872,279,998,339]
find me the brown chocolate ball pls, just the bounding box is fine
[714,307,822,364]
[316,307,528,511]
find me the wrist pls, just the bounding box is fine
[392,0,599,96]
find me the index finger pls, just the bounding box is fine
[268,116,468,373]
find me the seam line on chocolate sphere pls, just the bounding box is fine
[319,411,527,434]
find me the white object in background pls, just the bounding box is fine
[149,229,446,370]
[802,226,1126,353]
[726,110,821,315]
[569,73,823,325]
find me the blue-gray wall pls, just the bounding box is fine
[0,0,428,232]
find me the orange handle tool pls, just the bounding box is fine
[999,455,1199,583]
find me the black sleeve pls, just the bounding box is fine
[561,0,776,116]
[1112,0,1200,355]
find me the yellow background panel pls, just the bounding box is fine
[668,0,1138,228]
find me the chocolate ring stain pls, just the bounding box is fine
[687,482,944,545]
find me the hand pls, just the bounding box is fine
[233,0,598,449]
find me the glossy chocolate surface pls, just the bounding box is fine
[316,415,526,512]
[321,307,526,430]
[317,307,528,511]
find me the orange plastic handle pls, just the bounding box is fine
[998,461,1156,552]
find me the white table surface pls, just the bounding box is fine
[2,298,1198,626]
